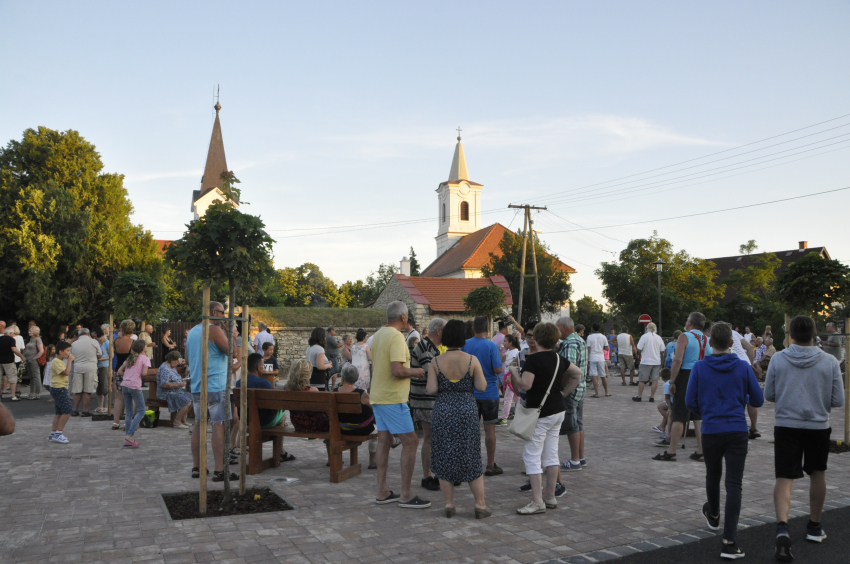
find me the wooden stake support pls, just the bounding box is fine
[199,285,210,514]
[239,304,250,495]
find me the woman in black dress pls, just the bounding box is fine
[161,329,178,356]
[426,319,490,519]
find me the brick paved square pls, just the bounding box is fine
[1,389,846,563]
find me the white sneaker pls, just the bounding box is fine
[49,434,69,444]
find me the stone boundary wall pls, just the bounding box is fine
[267,326,379,375]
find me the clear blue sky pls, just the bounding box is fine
[2,1,848,305]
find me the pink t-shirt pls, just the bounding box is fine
[121,354,151,390]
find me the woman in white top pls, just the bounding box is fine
[633,323,666,402]
[306,327,333,389]
[349,329,372,391]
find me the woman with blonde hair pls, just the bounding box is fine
[116,339,150,447]
[285,359,329,432]
[111,319,136,430]
[24,326,45,399]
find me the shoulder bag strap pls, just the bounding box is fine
[536,355,560,413]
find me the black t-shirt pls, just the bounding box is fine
[263,356,279,374]
[522,350,571,418]
[0,335,17,364]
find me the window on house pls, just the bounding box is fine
[442,203,446,223]
[460,201,469,221]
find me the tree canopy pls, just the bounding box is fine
[775,253,850,318]
[463,285,507,319]
[572,295,607,332]
[481,230,572,324]
[596,232,723,337]
[0,127,160,334]
[409,247,421,276]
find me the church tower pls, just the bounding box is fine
[191,100,239,220]
[435,131,483,258]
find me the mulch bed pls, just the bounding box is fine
[162,487,293,520]
[829,440,850,454]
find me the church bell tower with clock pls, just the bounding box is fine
[435,129,483,258]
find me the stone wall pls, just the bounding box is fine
[267,326,378,375]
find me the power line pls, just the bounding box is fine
[543,185,850,233]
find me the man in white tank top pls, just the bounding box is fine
[616,327,637,386]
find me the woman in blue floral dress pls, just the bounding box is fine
[427,319,490,519]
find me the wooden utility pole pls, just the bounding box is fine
[199,285,210,514]
[239,304,250,495]
[507,204,547,323]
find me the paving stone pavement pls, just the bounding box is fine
[0,386,847,564]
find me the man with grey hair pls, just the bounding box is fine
[557,317,589,471]
[371,301,429,508]
[253,321,274,355]
[822,322,843,363]
[70,328,102,416]
[410,317,445,491]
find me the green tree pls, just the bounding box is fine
[463,285,507,322]
[572,295,607,331]
[718,241,784,341]
[481,230,572,324]
[409,247,421,276]
[0,127,160,334]
[596,232,723,337]
[339,280,369,308]
[775,253,850,319]
[166,174,275,504]
[363,263,399,304]
[112,271,167,323]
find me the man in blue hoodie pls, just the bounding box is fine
[765,315,845,562]
[686,322,763,560]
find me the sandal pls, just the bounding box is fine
[652,450,677,461]
[111,423,120,430]
[191,467,210,479]
[212,470,238,482]
[590,394,600,398]
[621,382,627,386]
[689,452,705,462]
[279,452,296,462]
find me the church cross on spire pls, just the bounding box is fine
[456,126,462,141]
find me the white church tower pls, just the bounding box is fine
[435,130,483,258]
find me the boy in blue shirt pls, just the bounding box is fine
[462,316,503,476]
[686,322,763,560]
[236,353,283,429]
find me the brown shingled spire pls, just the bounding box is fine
[198,100,228,199]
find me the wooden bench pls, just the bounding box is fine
[143,366,193,427]
[233,388,375,483]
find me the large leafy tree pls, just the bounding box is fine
[572,295,607,331]
[775,253,850,319]
[596,232,723,337]
[481,230,572,324]
[718,241,784,341]
[0,127,160,334]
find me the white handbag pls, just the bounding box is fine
[508,356,560,441]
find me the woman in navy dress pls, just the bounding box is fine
[427,319,490,519]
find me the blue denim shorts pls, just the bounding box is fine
[192,391,229,423]
[373,403,414,434]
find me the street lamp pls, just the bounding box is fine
[653,259,666,336]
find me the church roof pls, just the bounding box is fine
[448,138,469,182]
[195,103,230,203]
[421,223,577,277]
[394,274,513,312]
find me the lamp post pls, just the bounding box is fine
[653,259,666,336]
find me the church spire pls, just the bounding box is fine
[200,100,228,197]
[448,127,469,182]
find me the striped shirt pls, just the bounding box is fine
[409,337,440,410]
[559,332,587,402]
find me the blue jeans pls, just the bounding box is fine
[122,387,146,437]
[703,431,749,541]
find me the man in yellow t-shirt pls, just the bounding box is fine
[48,341,75,444]
[370,301,429,509]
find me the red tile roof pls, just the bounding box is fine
[421,223,576,277]
[394,274,513,312]
[154,239,173,256]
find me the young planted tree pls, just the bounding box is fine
[463,285,508,328]
[166,174,275,504]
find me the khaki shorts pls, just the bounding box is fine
[618,355,635,373]
[71,372,98,394]
[638,364,661,382]
[1,363,18,384]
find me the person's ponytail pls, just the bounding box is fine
[126,339,147,368]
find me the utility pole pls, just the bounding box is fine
[508,204,547,323]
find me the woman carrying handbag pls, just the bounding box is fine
[508,322,583,515]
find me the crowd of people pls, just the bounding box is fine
[0,306,847,561]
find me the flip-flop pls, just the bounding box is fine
[376,491,400,504]
[605,393,612,397]
[590,394,600,398]
[652,450,676,461]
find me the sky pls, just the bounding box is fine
[2,1,849,306]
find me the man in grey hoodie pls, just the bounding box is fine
[764,315,845,562]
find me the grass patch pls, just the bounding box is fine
[251,307,386,328]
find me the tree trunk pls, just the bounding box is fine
[222,280,236,504]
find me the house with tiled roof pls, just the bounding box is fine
[706,241,830,305]
[372,274,513,328]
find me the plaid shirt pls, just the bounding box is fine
[559,332,587,402]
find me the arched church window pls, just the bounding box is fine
[442,203,446,224]
[460,201,469,221]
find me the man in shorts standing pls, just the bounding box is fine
[0,326,24,401]
[617,326,637,386]
[557,317,588,470]
[70,328,101,416]
[462,316,505,476]
[586,323,609,397]
[634,322,665,402]
[371,301,429,508]
[765,315,844,561]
